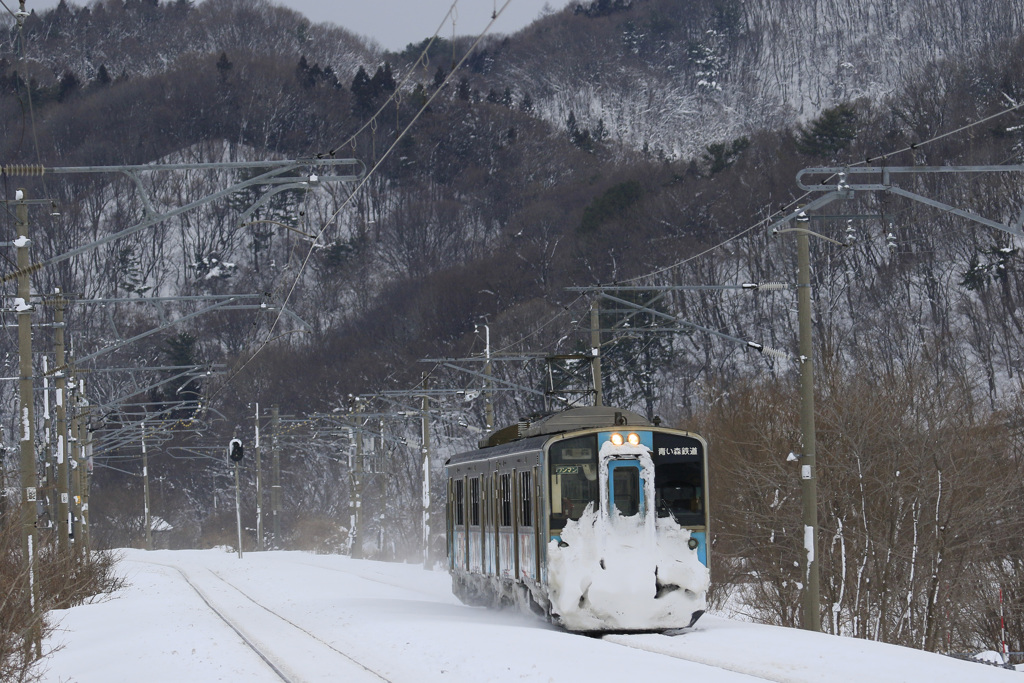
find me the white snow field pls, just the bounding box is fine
[38,548,1018,682]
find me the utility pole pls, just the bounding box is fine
[15,189,40,654]
[590,299,603,406]
[255,402,263,551]
[142,422,152,551]
[350,408,364,560]
[41,357,53,538]
[271,405,280,547]
[71,386,87,560]
[53,291,69,555]
[70,404,81,554]
[795,213,821,632]
[480,326,494,434]
[778,167,1024,631]
[82,406,92,556]
[421,373,432,568]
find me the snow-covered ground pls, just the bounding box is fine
[38,549,1019,682]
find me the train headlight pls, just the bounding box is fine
[688,538,699,550]
[627,432,641,446]
[609,432,624,446]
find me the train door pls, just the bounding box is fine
[492,467,501,577]
[446,478,454,570]
[517,468,537,582]
[608,460,644,518]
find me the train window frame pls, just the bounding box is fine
[454,478,465,527]
[498,472,513,527]
[519,470,532,528]
[651,434,707,527]
[548,435,599,531]
[470,476,481,527]
[610,464,641,517]
[483,474,491,530]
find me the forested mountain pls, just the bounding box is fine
[434,0,1024,158]
[2,0,1024,659]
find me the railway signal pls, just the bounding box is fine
[228,437,244,558]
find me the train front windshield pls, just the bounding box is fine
[652,434,705,527]
[549,435,598,532]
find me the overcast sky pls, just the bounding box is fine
[25,0,572,51]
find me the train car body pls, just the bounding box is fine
[445,406,709,632]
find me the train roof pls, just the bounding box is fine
[445,434,550,466]
[516,406,651,438]
[446,406,653,466]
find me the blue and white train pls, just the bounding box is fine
[445,406,709,631]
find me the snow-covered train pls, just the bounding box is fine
[445,406,709,631]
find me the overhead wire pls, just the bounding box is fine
[861,100,1024,166]
[0,2,471,436]
[373,52,1024,397]
[207,1,470,394]
[210,0,515,400]
[619,97,1024,286]
[322,0,460,158]
[10,3,50,201]
[20,3,1024,430]
[209,44,461,401]
[533,96,1024,385]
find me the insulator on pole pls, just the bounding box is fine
[757,282,791,291]
[3,164,46,177]
[748,341,791,362]
[759,345,791,362]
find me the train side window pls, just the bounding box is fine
[498,473,512,527]
[454,478,465,526]
[483,475,491,528]
[470,477,481,527]
[519,470,532,527]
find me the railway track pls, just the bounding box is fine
[598,630,782,683]
[137,559,391,683]
[603,631,786,682]
[292,558,451,599]
[283,559,781,681]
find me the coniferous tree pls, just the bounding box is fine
[215,52,232,82]
[93,63,111,87]
[795,103,858,157]
[57,70,80,101]
[160,332,202,416]
[370,62,396,94]
[433,65,447,90]
[520,91,533,112]
[350,65,374,117]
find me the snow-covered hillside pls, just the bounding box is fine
[490,0,1024,158]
